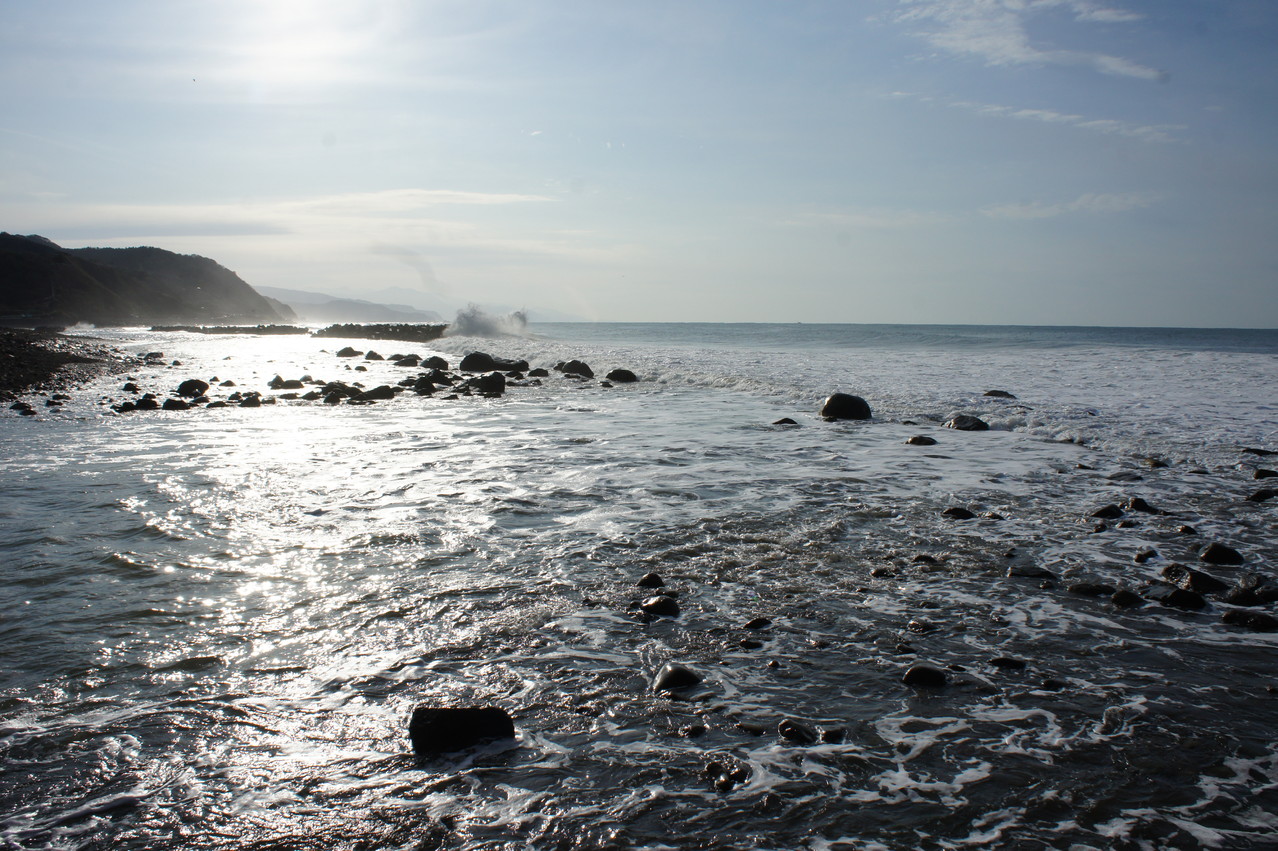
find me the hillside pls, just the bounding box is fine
[0,234,284,326]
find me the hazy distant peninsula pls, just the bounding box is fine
[0,233,288,327]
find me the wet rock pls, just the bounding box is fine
[459,352,529,373]
[1144,584,1207,610]
[161,398,189,411]
[820,727,846,744]
[906,435,938,446]
[1200,542,1244,566]
[984,390,1017,399]
[819,393,872,420]
[364,350,384,361]
[1247,489,1276,503]
[1255,468,1278,480]
[944,415,989,431]
[176,378,210,398]
[527,367,549,378]
[1242,447,1277,457]
[336,347,362,357]
[942,506,976,520]
[652,662,701,692]
[408,705,515,756]
[353,385,397,403]
[1090,504,1124,520]
[605,368,638,383]
[989,657,1027,670]
[238,395,261,408]
[738,638,764,650]
[1111,588,1145,608]
[778,719,818,745]
[641,595,681,617]
[555,360,594,379]
[902,664,947,688]
[1162,563,1230,595]
[463,372,506,396]
[1177,525,1198,536]
[636,572,664,589]
[743,617,772,630]
[1221,609,1278,632]
[1134,549,1158,564]
[1068,581,1117,597]
[1008,565,1057,580]
[423,356,449,370]
[1123,496,1162,514]
[773,417,798,426]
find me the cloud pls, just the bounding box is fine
[945,98,1182,143]
[893,0,1163,80]
[981,191,1160,219]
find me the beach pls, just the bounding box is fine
[1,322,1276,850]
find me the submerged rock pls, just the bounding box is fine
[902,664,947,688]
[408,705,515,756]
[1162,563,1230,595]
[944,415,989,431]
[983,390,1017,399]
[1200,542,1244,566]
[1221,609,1278,632]
[819,393,872,420]
[641,595,681,617]
[906,435,938,446]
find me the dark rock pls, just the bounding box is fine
[773,417,798,426]
[219,379,235,387]
[820,393,872,420]
[1255,468,1278,480]
[1134,549,1158,564]
[555,360,594,379]
[820,727,846,744]
[778,719,818,745]
[161,398,189,411]
[1123,497,1162,514]
[122,382,140,393]
[336,346,362,357]
[205,400,227,409]
[238,395,260,408]
[423,356,449,370]
[636,572,664,589]
[1200,542,1244,566]
[738,638,764,650]
[906,435,938,446]
[528,367,549,378]
[1090,504,1124,520]
[460,352,529,373]
[1221,609,1278,632]
[464,372,506,396]
[989,657,1027,670]
[353,385,397,403]
[983,390,1017,399]
[1008,564,1057,580]
[1242,447,1277,457]
[942,506,976,520]
[652,662,702,692]
[743,617,772,630]
[1068,581,1117,597]
[1247,489,1276,503]
[605,368,638,383]
[1162,563,1230,595]
[944,415,989,431]
[1144,584,1207,610]
[364,350,384,361]
[1177,525,1198,536]
[396,354,421,367]
[1111,588,1145,608]
[176,379,210,398]
[641,595,681,617]
[902,664,947,688]
[408,705,515,756]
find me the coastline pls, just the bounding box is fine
[0,328,128,402]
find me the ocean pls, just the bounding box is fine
[2,322,1276,850]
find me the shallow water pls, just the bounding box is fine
[2,323,1277,849]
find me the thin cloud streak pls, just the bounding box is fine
[894,0,1163,80]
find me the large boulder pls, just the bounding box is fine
[352,385,397,402]
[176,378,210,398]
[555,360,594,379]
[819,393,872,420]
[459,351,529,373]
[408,705,515,757]
[464,372,506,396]
[652,662,702,692]
[606,368,638,383]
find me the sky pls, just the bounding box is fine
[1,0,1276,326]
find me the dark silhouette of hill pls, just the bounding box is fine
[0,233,284,326]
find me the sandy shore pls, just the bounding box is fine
[0,328,127,402]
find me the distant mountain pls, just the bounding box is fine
[255,285,444,323]
[0,234,284,326]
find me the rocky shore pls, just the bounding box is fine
[0,328,128,402]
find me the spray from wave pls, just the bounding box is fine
[444,304,529,338]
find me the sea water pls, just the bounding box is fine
[1,323,1276,850]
